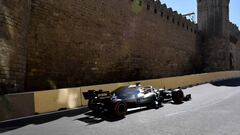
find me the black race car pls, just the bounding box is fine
[83,83,191,117]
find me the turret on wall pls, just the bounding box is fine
[197,0,231,72]
[0,0,31,94]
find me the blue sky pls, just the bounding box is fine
[160,0,240,29]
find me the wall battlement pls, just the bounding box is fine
[230,22,240,38]
[141,0,197,32]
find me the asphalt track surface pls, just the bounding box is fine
[1,78,240,135]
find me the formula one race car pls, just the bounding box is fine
[83,83,191,117]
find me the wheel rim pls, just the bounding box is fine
[114,102,126,116]
[118,104,126,114]
[155,101,159,106]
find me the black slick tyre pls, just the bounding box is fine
[88,99,95,110]
[171,89,184,104]
[150,95,163,109]
[113,101,127,118]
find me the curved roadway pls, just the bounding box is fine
[1,78,240,135]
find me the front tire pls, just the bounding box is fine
[172,89,184,104]
[153,100,160,109]
[150,95,163,109]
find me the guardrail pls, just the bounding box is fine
[1,71,240,121]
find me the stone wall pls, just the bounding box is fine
[197,0,231,72]
[202,37,230,72]
[229,22,240,70]
[235,42,240,70]
[0,0,31,94]
[24,0,199,91]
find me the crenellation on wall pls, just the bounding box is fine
[143,0,196,34]
[229,22,240,38]
[161,3,167,8]
[167,8,173,13]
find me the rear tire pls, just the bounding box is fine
[88,100,104,113]
[88,99,95,110]
[112,101,127,118]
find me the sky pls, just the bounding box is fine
[160,0,240,29]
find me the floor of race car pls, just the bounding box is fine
[1,78,240,135]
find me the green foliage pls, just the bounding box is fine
[131,0,143,15]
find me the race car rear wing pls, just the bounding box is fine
[82,90,111,100]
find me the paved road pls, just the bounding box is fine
[1,78,240,135]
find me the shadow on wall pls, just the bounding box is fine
[190,31,204,74]
[0,0,31,94]
[211,78,240,87]
[26,76,58,92]
[0,107,89,133]
[0,4,11,95]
